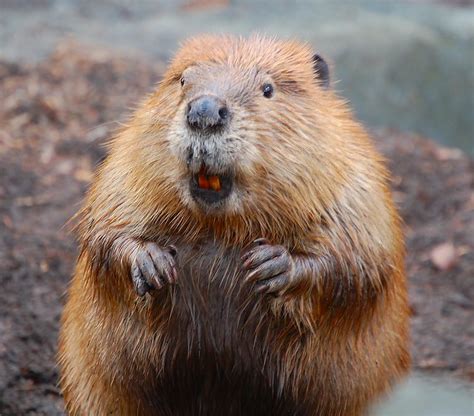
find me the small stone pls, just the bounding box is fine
[430,242,459,271]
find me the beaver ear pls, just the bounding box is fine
[312,54,330,89]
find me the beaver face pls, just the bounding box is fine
[162,36,331,216]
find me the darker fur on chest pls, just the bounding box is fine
[138,242,312,415]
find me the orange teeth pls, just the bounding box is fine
[198,174,210,189]
[197,165,221,191]
[208,175,221,191]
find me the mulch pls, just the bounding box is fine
[0,44,472,415]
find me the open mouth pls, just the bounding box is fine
[190,164,233,205]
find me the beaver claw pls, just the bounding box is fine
[131,243,177,296]
[242,238,295,295]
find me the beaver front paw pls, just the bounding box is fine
[131,243,177,296]
[242,238,295,295]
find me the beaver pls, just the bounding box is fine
[58,35,410,415]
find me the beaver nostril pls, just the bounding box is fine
[186,95,229,131]
[218,106,228,120]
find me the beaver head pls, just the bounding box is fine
[133,35,345,234]
[150,35,331,217]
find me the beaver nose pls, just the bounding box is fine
[186,95,229,131]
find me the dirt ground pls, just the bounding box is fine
[0,46,472,415]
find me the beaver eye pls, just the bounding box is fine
[262,83,274,98]
[180,77,185,87]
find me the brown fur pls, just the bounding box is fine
[58,35,410,415]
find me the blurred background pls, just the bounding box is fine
[0,1,472,415]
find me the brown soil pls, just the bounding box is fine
[0,45,472,415]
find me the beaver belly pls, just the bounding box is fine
[147,242,310,415]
